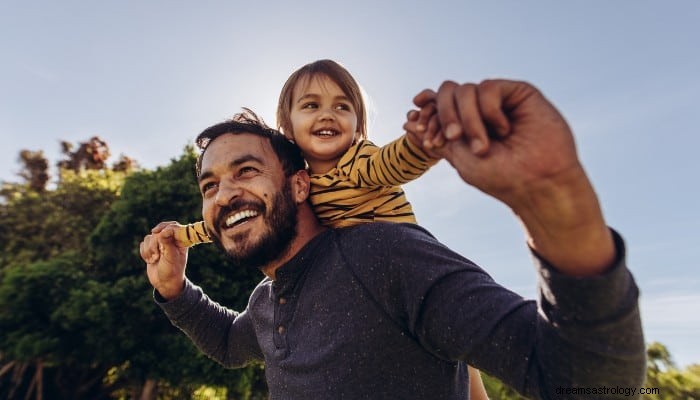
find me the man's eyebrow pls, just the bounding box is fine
[198,154,265,183]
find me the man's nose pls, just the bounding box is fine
[215,179,244,207]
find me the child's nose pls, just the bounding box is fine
[318,107,336,121]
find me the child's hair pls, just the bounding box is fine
[195,108,306,178]
[276,59,368,141]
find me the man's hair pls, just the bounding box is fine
[276,59,368,141]
[195,108,306,177]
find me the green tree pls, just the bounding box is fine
[0,140,127,399]
[1,143,267,399]
[643,342,700,399]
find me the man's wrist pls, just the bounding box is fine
[513,167,615,277]
[154,279,186,302]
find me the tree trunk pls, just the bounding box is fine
[138,378,157,400]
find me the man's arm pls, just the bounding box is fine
[155,279,263,368]
[403,79,646,397]
[140,222,262,367]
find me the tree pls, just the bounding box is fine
[17,150,50,193]
[1,143,267,399]
[643,342,700,399]
[57,136,110,173]
[0,140,127,399]
[0,169,123,268]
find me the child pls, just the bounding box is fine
[275,59,440,227]
[173,59,489,399]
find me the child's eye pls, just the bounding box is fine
[301,102,318,109]
[335,103,351,111]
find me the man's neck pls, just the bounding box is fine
[260,204,327,280]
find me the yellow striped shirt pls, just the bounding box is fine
[310,135,438,228]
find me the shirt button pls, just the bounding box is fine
[279,297,287,305]
[278,325,286,334]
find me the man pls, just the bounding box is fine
[140,80,646,399]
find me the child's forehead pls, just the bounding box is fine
[293,73,346,97]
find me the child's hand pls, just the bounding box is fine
[403,100,443,158]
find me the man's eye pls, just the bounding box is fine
[201,182,217,194]
[239,166,258,176]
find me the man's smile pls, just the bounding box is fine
[224,209,260,229]
[215,200,266,235]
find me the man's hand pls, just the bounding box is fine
[139,221,189,300]
[415,79,615,276]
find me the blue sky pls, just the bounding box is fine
[2,1,698,367]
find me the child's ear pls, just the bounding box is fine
[290,170,310,203]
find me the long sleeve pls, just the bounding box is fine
[338,137,438,187]
[156,279,264,368]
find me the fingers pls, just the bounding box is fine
[141,222,180,264]
[436,81,490,156]
[474,80,512,138]
[412,88,437,108]
[425,114,442,149]
[140,234,160,264]
[151,221,178,234]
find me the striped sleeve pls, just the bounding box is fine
[340,136,439,187]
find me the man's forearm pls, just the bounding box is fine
[157,280,262,368]
[513,165,615,277]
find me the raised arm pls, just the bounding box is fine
[403,79,645,397]
[414,80,614,276]
[340,134,439,187]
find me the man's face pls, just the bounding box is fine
[198,133,298,268]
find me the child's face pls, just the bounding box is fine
[288,75,358,174]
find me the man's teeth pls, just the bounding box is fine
[225,210,259,227]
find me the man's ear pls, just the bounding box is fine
[290,170,310,203]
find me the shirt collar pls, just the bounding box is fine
[272,229,333,296]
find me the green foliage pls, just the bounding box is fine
[482,372,528,400]
[1,146,266,398]
[642,342,700,399]
[0,169,123,267]
[0,254,83,361]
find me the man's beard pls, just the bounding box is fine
[211,180,298,269]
